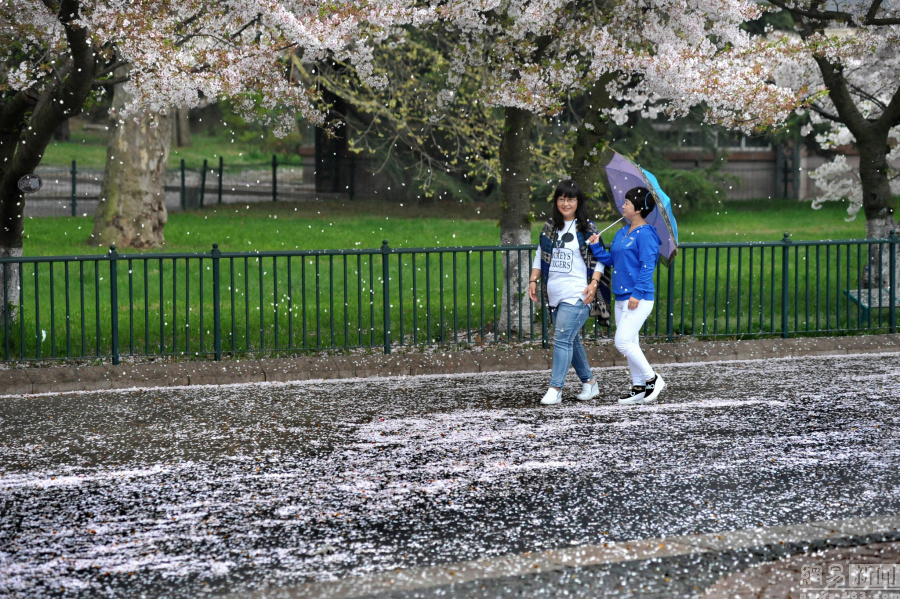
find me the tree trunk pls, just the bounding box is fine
[54,120,71,142]
[0,246,22,329]
[0,0,98,330]
[0,175,25,328]
[172,106,192,147]
[569,74,616,219]
[857,138,899,288]
[90,70,171,249]
[497,106,535,338]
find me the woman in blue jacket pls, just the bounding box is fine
[588,186,666,404]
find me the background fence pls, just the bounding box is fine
[24,157,319,218]
[0,234,896,363]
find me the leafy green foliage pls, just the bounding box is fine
[654,168,730,214]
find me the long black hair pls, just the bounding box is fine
[551,179,591,234]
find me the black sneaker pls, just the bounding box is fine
[617,386,646,404]
[643,373,665,403]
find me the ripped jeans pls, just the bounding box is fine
[549,299,593,389]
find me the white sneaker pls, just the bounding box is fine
[540,388,563,405]
[643,373,665,403]
[576,381,599,401]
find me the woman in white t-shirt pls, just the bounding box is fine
[528,180,610,405]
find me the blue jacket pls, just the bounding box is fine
[589,224,660,301]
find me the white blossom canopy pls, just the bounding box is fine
[3,0,809,133]
[1,0,433,134]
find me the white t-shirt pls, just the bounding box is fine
[531,220,604,307]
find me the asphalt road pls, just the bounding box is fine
[1,353,898,597]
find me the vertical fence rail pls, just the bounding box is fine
[212,244,222,361]
[70,160,77,217]
[272,155,278,203]
[781,233,790,338]
[382,240,391,354]
[891,230,897,334]
[109,246,120,365]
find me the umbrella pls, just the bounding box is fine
[596,149,679,266]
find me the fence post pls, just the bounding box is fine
[217,156,224,205]
[381,240,391,354]
[70,160,77,217]
[180,158,186,210]
[781,232,790,338]
[212,243,222,361]
[199,159,208,207]
[109,245,120,365]
[667,259,676,342]
[540,286,549,349]
[890,230,897,334]
[349,153,356,200]
[272,155,278,202]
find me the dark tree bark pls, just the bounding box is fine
[498,106,535,336]
[0,0,100,325]
[568,74,617,218]
[53,120,71,142]
[172,106,192,148]
[90,70,171,249]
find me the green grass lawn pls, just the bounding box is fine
[23,196,867,258]
[40,118,302,171]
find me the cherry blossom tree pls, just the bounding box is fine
[0,0,425,321]
[763,2,899,249]
[422,0,803,333]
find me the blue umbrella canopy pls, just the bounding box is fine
[597,150,679,266]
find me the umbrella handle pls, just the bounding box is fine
[598,217,625,236]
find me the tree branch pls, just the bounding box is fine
[808,102,843,123]
[97,59,129,79]
[13,0,96,179]
[177,8,206,32]
[875,83,900,131]
[813,56,870,134]
[847,82,888,112]
[230,15,261,40]
[866,17,900,24]
[765,0,856,26]
[0,91,38,154]
[93,76,130,89]
[176,32,236,48]
[864,0,884,23]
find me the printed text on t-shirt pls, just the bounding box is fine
[550,248,574,273]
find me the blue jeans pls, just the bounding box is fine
[549,300,593,388]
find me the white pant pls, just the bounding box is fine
[614,299,655,386]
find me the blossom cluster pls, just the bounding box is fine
[10,0,894,213]
[1,0,437,134]
[770,22,900,219]
[2,0,809,131]
[427,0,805,130]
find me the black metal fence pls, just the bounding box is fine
[25,157,317,217]
[0,234,897,364]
